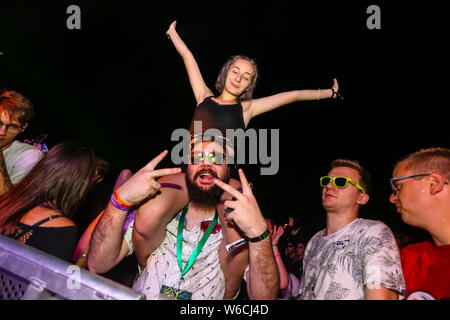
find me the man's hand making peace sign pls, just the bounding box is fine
[214,168,267,239]
[116,150,181,206]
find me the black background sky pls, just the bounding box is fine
[1,1,448,241]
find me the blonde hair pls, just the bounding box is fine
[399,147,450,181]
[330,159,372,194]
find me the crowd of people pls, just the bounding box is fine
[1,20,449,300]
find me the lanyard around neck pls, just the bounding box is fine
[177,204,219,280]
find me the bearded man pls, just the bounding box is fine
[88,139,278,300]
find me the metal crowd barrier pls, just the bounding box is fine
[0,234,145,300]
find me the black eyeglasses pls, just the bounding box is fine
[390,174,429,195]
[0,121,23,134]
[390,173,449,195]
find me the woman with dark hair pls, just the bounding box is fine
[0,141,98,261]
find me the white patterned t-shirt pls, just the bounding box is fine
[299,218,406,300]
[125,211,225,300]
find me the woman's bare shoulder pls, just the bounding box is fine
[21,206,75,228]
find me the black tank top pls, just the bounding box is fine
[189,96,245,137]
[12,215,78,262]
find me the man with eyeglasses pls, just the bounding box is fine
[390,147,450,300]
[0,90,43,195]
[88,138,279,300]
[298,159,405,300]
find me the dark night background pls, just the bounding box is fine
[1,1,448,242]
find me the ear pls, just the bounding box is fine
[429,172,447,195]
[21,122,28,131]
[357,193,370,206]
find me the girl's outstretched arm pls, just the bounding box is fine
[244,78,339,122]
[166,21,213,104]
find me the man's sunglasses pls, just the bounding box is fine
[320,176,366,194]
[191,151,226,165]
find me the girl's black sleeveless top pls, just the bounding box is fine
[189,96,245,137]
[11,214,78,262]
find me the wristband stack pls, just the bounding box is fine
[110,189,133,211]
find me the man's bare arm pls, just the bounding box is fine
[87,150,181,273]
[365,285,399,300]
[247,237,279,299]
[214,169,279,300]
[87,203,131,273]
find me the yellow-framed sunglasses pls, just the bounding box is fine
[320,176,366,194]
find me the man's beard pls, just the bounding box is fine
[185,166,230,209]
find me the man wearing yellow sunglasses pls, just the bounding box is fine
[298,159,405,300]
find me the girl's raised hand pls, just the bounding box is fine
[331,78,339,98]
[166,20,177,39]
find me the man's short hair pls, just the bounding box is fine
[397,147,450,181]
[0,90,34,126]
[330,159,372,194]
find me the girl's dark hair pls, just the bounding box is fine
[0,141,98,235]
[215,55,259,102]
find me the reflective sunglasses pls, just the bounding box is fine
[191,151,226,165]
[320,176,366,194]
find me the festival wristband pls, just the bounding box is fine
[110,193,130,211]
[245,228,270,243]
[113,189,132,208]
[225,228,270,252]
